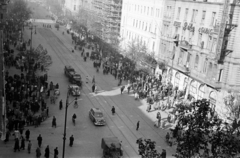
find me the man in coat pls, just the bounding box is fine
[44,145,50,158]
[69,135,74,147]
[37,134,42,147]
[25,129,30,141]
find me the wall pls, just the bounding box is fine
[120,0,165,56]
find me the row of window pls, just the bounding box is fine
[123,3,161,17]
[175,7,217,26]
[132,19,157,33]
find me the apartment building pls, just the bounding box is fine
[92,0,122,43]
[64,0,80,14]
[120,0,165,57]
[158,0,240,119]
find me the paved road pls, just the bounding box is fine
[0,2,176,158]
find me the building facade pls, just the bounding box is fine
[92,0,122,44]
[120,0,165,57]
[64,0,81,14]
[158,0,240,120]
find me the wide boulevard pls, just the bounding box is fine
[0,2,176,158]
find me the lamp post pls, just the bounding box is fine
[62,89,80,158]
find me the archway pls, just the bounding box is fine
[174,72,180,88]
[189,80,197,100]
[198,84,205,100]
[209,91,217,109]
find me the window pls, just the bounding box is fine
[184,8,189,21]
[144,6,146,13]
[139,21,141,28]
[177,7,181,20]
[191,9,198,23]
[203,59,208,73]
[207,36,213,50]
[147,7,149,15]
[194,10,198,22]
[198,33,202,46]
[145,23,147,31]
[136,20,138,28]
[201,11,206,24]
[210,12,216,26]
[141,6,143,13]
[142,22,144,30]
[151,7,154,16]
[74,5,76,10]
[152,41,155,51]
[149,23,151,32]
[218,69,223,82]
[133,19,135,27]
[191,9,195,22]
[186,53,191,66]
[195,55,199,69]
[211,38,217,52]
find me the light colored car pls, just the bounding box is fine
[89,108,106,126]
[69,85,81,96]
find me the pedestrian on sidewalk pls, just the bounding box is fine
[69,135,74,147]
[52,116,57,128]
[127,86,131,94]
[36,147,41,158]
[120,85,125,94]
[54,147,59,158]
[14,138,20,152]
[20,136,25,150]
[92,84,95,93]
[136,121,140,131]
[46,107,49,117]
[44,145,50,158]
[25,129,30,141]
[27,140,32,154]
[111,106,115,115]
[59,100,63,110]
[37,134,43,148]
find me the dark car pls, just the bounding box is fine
[89,108,106,126]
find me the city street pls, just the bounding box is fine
[0,2,176,158]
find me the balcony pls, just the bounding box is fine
[179,40,192,50]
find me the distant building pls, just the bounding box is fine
[158,0,240,120]
[92,0,122,44]
[64,0,81,15]
[120,0,165,57]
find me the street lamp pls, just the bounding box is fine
[28,25,36,51]
[62,89,80,158]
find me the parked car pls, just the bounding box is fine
[68,85,81,96]
[89,108,106,126]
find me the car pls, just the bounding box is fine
[68,85,81,96]
[64,65,75,77]
[89,108,106,126]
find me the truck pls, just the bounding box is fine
[64,66,82,88]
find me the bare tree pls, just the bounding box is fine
[223,93,240,120]
[76,7,102,39]
[125,39,147,64]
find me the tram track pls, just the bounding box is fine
[38,28,175,156]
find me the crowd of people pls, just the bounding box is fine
[71,33,189,130]
[2,26,66,157]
